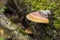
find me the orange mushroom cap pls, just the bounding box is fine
[26,12,49,23]
[25,28,32,34]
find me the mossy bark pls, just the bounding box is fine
[0,13,33,40]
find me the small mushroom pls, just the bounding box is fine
[0,29,4,37]
[26,12,49,23]
[25,28,33,34]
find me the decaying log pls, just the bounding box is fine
[0,13,33,40]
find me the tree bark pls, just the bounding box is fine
[0,13,33,40]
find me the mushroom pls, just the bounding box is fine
[0,29,4,37]
[25,28,32,34]
[26,11,49,23]
[25,11,50,34]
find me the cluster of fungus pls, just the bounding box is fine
[25,10,51,34]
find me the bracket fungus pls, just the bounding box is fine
[25,28,33,34]
[25,10,51,34]
[26,10,51,24]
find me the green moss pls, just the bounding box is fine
[0,37,4,40]
[25,0,60,30]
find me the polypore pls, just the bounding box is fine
[26,11,49,23]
